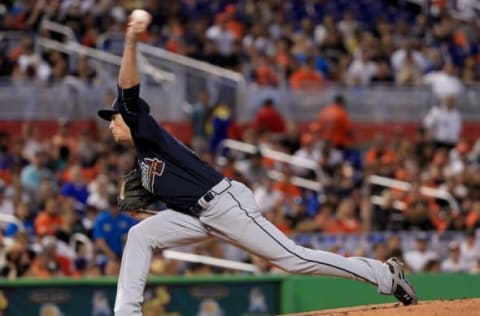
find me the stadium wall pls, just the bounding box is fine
[1,120,480,145]
[282,273,480,313]
[0,274,479,315]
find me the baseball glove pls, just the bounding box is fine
[118,169,160,212]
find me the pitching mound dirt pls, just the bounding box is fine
[284,298,480,316]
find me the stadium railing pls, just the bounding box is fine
[2,78,479,124]
[39,19,76,42]
[214,139,463,216]
[96,32,246,117]
[36,36,174,82]
[0,31,25,54]
[215,139,324,192]
[136,41,247,116]
[367,175,461,213]
[39,19,246,120]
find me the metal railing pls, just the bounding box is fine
[215,139,324,192]
[36,36,175,84]
[39,19,247,119]
[163,250,259,273]
[97,32,247,117]
[137,43,245,86]
[214,140,462,213]
[138,42,246,115]
[4,19,480,124]
[1,80,479,123]
[367,175,461,213]
[242,84,480,123]
[0,31,25,52]
[40,19,76,42]
[266,169,322,192]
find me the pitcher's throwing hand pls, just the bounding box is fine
[128,9,151,35]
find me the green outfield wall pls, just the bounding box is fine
[281,273,480,313]
[0,274,478,315]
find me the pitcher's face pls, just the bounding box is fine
[109,114,133,143]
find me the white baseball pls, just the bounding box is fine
[130,9,151,23]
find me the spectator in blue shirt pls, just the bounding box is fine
[0,131,12,171]
[60,164,89,213]
[4,202,35,239]
[20,149,55,196]
[93,195,137,263]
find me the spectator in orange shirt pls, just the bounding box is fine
[310,95,352,149]
[323,198,361,234]
[289,57,323,90]
[223,4,244,40]
[274,39,292,72]
[9,34,33,62]
[253,99,286,134]
[364,134,396,174]
[0,130,13,179]
[218,156,237,179]
[28,238,71,279]
[466,200,480,230]
[35,196,63,237]
[52,119,76,160]
[274,173,302,201]
[27,251,55,279]
[164,19,186,54]
[252,54,279,87]
[270,206,293,236]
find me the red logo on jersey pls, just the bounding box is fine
[140,158,165,192]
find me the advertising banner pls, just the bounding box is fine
[0,279,280,316]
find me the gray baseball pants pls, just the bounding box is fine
[114,179,393,316]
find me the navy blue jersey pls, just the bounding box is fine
[117,85,223,213]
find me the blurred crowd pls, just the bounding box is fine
[0,0,479,279]
[0,86,479,279]
[0,0,479,93]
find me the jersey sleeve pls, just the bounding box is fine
[118,84,141,114]
[117,84,146,130]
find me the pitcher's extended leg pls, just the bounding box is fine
[114,210,210,316]
[200,182,392,293]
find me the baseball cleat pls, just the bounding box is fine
[386,257,417,305]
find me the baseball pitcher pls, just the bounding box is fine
[97,11,417,316]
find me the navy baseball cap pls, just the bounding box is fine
[98,98,150,121]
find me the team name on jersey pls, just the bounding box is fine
[140,158,165,192]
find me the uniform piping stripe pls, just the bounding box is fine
[227,192,377,286]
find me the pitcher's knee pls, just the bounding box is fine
[271,258,314,274]
[280,264,307,274]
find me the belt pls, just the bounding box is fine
[192,178,232,214]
